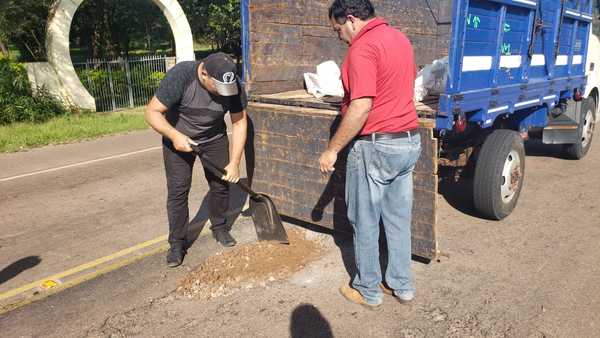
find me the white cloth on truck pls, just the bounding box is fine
[414,56,448,102]
[304,60,344,98]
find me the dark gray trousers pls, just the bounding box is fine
[162,135,230,246]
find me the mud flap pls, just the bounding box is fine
[543,100,581,144]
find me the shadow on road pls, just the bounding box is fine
[437,166,479,218]
[0,256,42,285]
[186,181,248,249]
[524,139,569,159]
[438,139,570,217]
[290,304,333,338]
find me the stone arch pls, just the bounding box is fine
[45,0,195,111]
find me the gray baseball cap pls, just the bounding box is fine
[203,52,239,96]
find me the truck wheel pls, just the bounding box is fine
[473,130,525,220]
[565,97,596,159]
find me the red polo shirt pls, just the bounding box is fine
[341,18,418,135]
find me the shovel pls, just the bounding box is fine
[189,141,289,244]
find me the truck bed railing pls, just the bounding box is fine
[438,0,594,131]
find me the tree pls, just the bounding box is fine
[0,0,242,61]
[77,0,244,59]
[180,0,210,41]
[180,0,242,59]
[207,0,242,57]
[0,0,54,61]
[0,11,9,58]
[70,0,172,59]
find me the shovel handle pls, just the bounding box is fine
[189,142,258,198]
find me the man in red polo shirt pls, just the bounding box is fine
[319,0,422,308]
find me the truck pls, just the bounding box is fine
[238,0,600,260]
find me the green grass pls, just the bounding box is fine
[7,46,21,61]
[0,107,149,153]
[194,41,213,51]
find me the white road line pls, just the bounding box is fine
[0,146,162,183]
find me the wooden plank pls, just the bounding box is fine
[252,157,435,195]
[249,60,311,81]
[259,90,313,99]
[246,101,439,260]
[249,81,304,95]
[251,90,440,118]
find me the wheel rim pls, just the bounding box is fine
[501,150,522,204]
[581,109,595,149]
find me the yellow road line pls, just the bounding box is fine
[0,234,168,301]
[0,243,170,315]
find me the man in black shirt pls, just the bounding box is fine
[145,52,248,267]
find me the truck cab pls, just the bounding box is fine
[585,32,600,116]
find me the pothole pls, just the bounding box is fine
[177,228,324,300]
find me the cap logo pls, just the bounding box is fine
[223,72,235,83]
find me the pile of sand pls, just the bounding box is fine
[178,229,323,300]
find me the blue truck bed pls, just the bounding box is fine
[239,0,598,243]
[437,0,594,132]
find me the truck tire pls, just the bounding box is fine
[473,129,525,220]
[565,97,596,159]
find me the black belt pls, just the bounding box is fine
[356,130,414,141]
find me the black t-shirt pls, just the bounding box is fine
[154,61,247,144]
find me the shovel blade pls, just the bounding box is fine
[249,194,289,244]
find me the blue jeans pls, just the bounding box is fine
[345,132,422,305]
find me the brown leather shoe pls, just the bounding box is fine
[380,282,394,296]
[339,285,382,309]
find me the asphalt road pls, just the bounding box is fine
[1,129,599,337]
[0,131,170,296]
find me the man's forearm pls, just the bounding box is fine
[229,116,248,165]
[145,108,181,141]
[327,99,372,153]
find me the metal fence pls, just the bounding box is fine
[74,55,171,112]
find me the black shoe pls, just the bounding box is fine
[166,245,185,268]
[214,230,237,247]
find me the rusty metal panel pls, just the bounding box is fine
[247,101,439,260]
[248,0,451,94]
